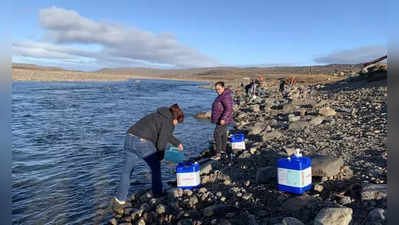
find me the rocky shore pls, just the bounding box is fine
[109,71,387,225]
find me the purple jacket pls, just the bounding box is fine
[211,88,233,124]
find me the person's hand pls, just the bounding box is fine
[220,120,225,125]
[178,144,184,151]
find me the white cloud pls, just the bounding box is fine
[13,7,219,69]
[314,45,387,64]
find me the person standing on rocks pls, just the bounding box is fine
[211,81,233,160]
[114,104,184,205]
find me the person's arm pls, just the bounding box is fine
[221,94,233,122]
[169,135,181,147]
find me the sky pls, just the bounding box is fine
[10,0,388,71]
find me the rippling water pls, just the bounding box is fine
[12,80,216,225]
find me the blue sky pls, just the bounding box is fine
[11,0,388,71]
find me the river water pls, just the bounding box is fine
[12,79,217,225]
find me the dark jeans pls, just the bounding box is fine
[116,134,162,201]
[214,124,228,154]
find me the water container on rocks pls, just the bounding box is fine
[277,149,312,194]
[165,147,184,163]
[176,161,200,190]
[230,133,246,150]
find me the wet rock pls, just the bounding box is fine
[282,217,305,225]
[361,184,388,201]
[194,111,211,120]
[239,151,251,159]
[130,208,143,220]
[168,188,183,199]
[109,218,117,225]
[338,196,352,205]
[200,160,215,175]
[137,218,146,225]
[311,155,344,177]
[183,189,193,197]
[156,204,166,215]
[314,184,324,192]
[177,218,193,225]
[314,207,352,225]
[319,107,336,116]
[188,195,199,208]
[367,208,386,222]
[247,214,258,225]
[203,204,227,217]
[256,166,276,184]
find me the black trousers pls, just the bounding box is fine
[214,124,228,154]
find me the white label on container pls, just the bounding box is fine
[278,167,312,188]
[177,171,200,187]
[232,141,246,150]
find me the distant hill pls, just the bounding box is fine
[97,64,363,77]
[12,63,73,71]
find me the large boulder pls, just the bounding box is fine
[311,155,344,177]
[314,208,352,225]
[194,111,211,120]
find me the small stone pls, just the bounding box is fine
[339,196,352,205]
[368,208,386,222]
[288,121,308,130]
[109,218,117,225]
[314,207,352,225]
[282,217,305,225]
[250,147,257,154]
[156,204,166,215]
[319,107,336,116]
[361,184,388,201]
[200,161,214,175]
[137,218,146,225]
[310,116,325,125]
[131,208,143,220]
[183,189,193,196]
[314,184,324,193]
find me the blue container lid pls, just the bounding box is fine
[277,155,311,170]
[176,161,199,173]
[230,133,245,142]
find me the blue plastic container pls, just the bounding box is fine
[176,161,200,190]
[165,147,184,163]
[277,152,312,194]
[230,133,245,150]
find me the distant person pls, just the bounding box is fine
[279,79,286,93]
[211,81,233,160]
[114,104,184,206]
